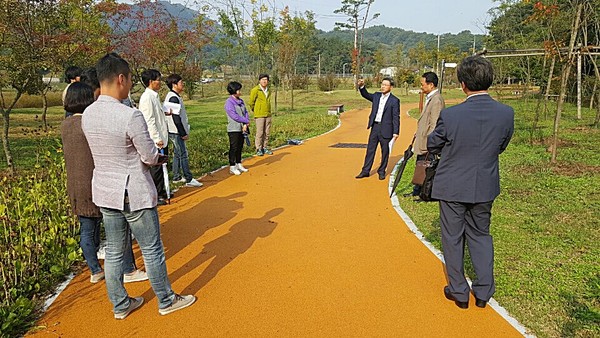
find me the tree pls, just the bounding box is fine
[0,0,102,174]
[334,0,379,89]
[277,8,316,110]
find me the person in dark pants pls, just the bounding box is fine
[224,81,250,175]
[427,56,514,309]
[138,69,170,205]
[355,77,400,180]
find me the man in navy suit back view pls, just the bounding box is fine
[355,77,400,180]
[427,56,514,309]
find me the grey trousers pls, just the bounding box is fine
[254,117,272,150]
[439,200,495,302]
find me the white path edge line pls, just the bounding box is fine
[390,106,534,337]
[42,273,75,312]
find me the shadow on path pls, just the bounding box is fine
[160,192,247,259]
[174,208,283,295]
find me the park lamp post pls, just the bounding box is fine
[342,62,349,78]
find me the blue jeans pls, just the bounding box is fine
[100,205,175,313]
[79,216,137,275]
[169,133,192,182]
[79,216,102,274]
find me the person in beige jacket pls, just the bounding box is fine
[408,72,445,198]
[139,69,170,204]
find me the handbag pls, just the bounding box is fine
[411,153,431,185]
[419,156,439,202]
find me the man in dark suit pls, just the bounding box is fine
[355,77,400,180]
[427,56,514,309]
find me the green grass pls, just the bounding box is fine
[395,98,600,338]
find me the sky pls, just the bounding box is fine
[182,0,499,35]
[282,0,497,34]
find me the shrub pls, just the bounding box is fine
[317,74,340,92]
[0,143,80,337]
[291,75,310,90]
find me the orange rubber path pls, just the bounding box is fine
[30,103,521,337]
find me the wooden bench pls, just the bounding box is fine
[327,104,344,115]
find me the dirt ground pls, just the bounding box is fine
[29,102,522,337]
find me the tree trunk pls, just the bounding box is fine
[42,92,48,132]
[0,92,21,175]
[590,80,597,110]
[551,3,583,163]
[544,55,556,102]
[353,18,359,90]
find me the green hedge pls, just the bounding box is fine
[0,145,80,337]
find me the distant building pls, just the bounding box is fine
[379,67,397,78]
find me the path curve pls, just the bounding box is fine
[30,102,522,337]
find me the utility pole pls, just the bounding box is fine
[318,54,321,78]
[437,34,441,74]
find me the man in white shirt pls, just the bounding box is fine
[138,69,170,204]
[355,77,401,180]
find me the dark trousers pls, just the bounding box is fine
[228,132,244,166]
[439,200,495,302]
[360,123,391,175]
[150,146,168,199]
[412,153,436,196]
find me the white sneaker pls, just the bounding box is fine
[114,297,144,320]
[230,166,241,175]
[172,177,186,184]
[236,163,249,172]
[158,294,196,315]
[96,241,107,260]
[90,271,105,284]
[123,270,148,283]
[185,178,203,187]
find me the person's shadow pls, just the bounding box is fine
[171,208,283,295]
[160,192,247,259]
[249,151,290,169]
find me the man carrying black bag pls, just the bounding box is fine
[427,56,514,309]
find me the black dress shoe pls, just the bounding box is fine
[444,286,468,309]
[378,173,385,180]
[355,172,369,179]
[475,298,487,308]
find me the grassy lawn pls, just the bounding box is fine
[393,98,600,338]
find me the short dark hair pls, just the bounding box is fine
[96,53,130,84]
[227,81,242,95]
[457,56,494,91]
[382,77,395,87]
[165,74,183,90]
[141,69,161,87]
[422,72,439,87]
[258,73,269,81]
[65,66,82,83]
[79,68,100,92]
[64,82,95,115]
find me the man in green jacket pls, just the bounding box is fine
[249,73,272,156]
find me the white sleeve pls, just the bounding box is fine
[138,94,160,144]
